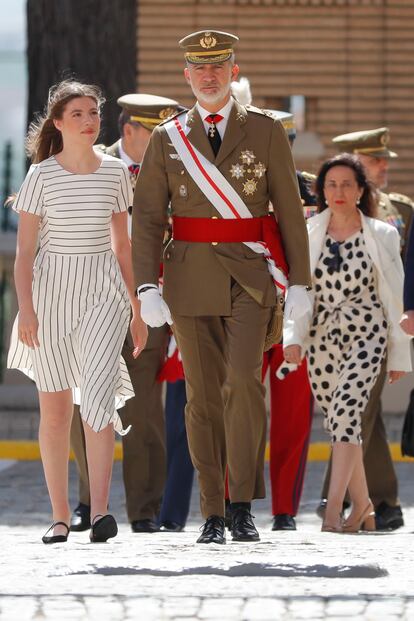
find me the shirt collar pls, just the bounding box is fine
[196,96,234,124]
[119,139,138,167]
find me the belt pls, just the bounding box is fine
[172,215,288,275]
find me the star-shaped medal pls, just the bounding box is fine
[242,178,257,196]
[230,163,245,179]
[253,162,266,179]
[240,150,256,165]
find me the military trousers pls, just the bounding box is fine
[172,281,272,519]
[158,379,194,527]
[264,345,313,516]
[70,327,168,522]
[321,360,399,507]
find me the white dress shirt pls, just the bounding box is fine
[195,97,234,139]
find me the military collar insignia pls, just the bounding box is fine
[186,110,196,126]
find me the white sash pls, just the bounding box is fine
[164,113,288,293]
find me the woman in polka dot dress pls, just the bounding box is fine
[283,154,411,533]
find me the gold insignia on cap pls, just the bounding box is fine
[159,107,175,120]
[200,32,217,49]
[381,133,388,146]
[242,179,257,196]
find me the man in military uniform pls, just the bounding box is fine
[132,30,311,544]
[70,94,179,533]
[318,127,414,530]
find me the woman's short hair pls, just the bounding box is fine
[315,153,377,218]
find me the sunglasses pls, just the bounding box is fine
[327,241,343,272]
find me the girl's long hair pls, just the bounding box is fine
[26,79,105,163]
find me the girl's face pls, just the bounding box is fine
[54,96,100,145]
[324,165,363,213]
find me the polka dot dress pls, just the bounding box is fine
[307,230,387,444]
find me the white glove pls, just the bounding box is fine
[138,287,173,327]
[284,285,312,321]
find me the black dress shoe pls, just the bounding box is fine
[42,521,70,544]
[89,514,118,543]
[231,507,260,542]
[70,502,91,532]
[375,502,404,531]
[272,514,296,531]
[131,519,159,533]
[159,520,184,532]
[196,515,226,544]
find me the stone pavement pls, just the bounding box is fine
[0,459,413,620]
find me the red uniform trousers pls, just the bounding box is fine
[264,344,313,516]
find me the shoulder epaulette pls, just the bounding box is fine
[159,108,189,126]
[245,104,267,116]
[300,171,317,182]
[389,192,414,208]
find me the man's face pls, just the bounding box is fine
[358,154,389,190]
[184,61,239,107]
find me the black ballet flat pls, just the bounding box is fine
[42,521,70,544]
[89,514,118,543]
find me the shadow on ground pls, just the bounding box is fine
[68,562,388,579]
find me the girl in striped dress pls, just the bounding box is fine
[7,80,148,544]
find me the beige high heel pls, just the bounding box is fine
[321,521,343,533]
[342,502,376,533]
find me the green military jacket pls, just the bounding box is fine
[132,98,311,316]
[97,140,167,350]
[377,191,414,259]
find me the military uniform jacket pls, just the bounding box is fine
[97,140,166,350]
[132,98,311,317]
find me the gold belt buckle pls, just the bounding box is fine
[212,215,218,245]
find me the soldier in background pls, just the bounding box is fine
[262,109,316,531]
[70,94,179,533]
[318,127,414,530]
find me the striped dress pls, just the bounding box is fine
[7,154,134,434]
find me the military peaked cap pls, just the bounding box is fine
[179,30,239,64]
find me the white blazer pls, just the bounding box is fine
[283,209,412,372]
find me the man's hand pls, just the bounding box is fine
[284,285,312,321]
[400,310,414,336]
[139,288,173,327]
